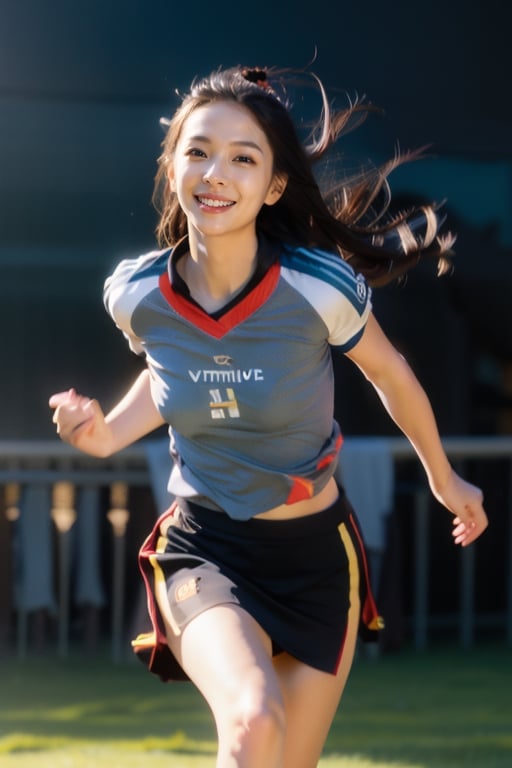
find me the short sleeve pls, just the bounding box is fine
[279,244,372,352]
[328,271,372,352]
[103,249,168,356]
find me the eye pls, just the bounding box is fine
[186,147,207,158]
[234,154,256,165]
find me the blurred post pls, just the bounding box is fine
[51,481,76,657]
[508,466,512,645]
[75,486,106,654]
[107,482,130,663]
[0,483,19,649]
[413,488,429,650]
[460,546,475,648]
[17,478,55,658]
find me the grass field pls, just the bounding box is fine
[0,642,511,767]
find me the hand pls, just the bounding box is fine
[431,469,488,547]
[49,388,111,455]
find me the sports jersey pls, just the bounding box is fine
[104,235,372,520]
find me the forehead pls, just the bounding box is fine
[178,101,269,147]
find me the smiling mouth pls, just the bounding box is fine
[196,196,235,209]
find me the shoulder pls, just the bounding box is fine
[104,247,170,312]
[279,243,370,315]
[103,248,171,354]
[105,248,170,290]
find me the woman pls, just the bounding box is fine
[50,66,488,768]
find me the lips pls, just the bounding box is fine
[196,195,235,209]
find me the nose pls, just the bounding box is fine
[202,171,225,186]
[202,159,227,186]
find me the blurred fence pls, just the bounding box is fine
[0,436,511,659]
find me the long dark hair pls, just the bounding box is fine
[153,65,454,287]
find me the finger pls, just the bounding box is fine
[49,392,69,409]
[452,521,467,538]
[455,517,487,546]
[51,396,93,433]
[52,403,71,426]
[71,400,99,435]
[49,388,76,409]
[454,525,475,545]
[460,527,480,547]
[83,398,100,416]
[56,413,94,443]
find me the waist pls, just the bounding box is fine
[175,485,349,539]
[177,476,340,523]
[254,476,339,520]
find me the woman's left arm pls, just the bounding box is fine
[345,313,488,546]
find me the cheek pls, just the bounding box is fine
[173,166,195,198]
[241,170,274,200]
[175,185,191,213]
[170,156,189,185]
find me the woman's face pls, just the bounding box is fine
[169,101,285,241]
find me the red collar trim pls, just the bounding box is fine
[159,261,280,339]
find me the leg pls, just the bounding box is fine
[274,532,362,768]
[273,641,357,768]
[166,604,286,768]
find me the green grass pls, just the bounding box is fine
[0,643,511,767]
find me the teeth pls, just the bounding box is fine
[198,197,234,208]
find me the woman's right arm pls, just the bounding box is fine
[49,369,165,458]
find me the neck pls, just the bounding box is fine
[183,229,259,312]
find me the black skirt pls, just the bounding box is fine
[132,489,383,682]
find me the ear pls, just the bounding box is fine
[167,167,177,193]
[264,173,288,206]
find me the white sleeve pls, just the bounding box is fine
[103,251,163,356]
[281,255,372,351]
[327,271,372,351]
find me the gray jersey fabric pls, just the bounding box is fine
[104,237,372,520]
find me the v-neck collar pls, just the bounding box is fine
[159,235,281,339]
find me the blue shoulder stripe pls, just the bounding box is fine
[280,244,369,312]
[127,249,171,283]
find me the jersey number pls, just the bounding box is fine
[209,388,240,419]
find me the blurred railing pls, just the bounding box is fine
[0,436,511,659]
[0,441,151,662]
[382,435,512,650]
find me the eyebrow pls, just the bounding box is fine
[187,135,264,154]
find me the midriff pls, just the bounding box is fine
[254,476,339,520]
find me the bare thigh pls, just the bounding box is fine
[272,549,362,768]
[165,602,287,768]
[166,603,282,712]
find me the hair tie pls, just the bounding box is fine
[241,67,272,90]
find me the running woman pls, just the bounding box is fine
[50,65,488,768]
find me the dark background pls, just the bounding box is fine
[1,0,511,440]
[1,0,511,648]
